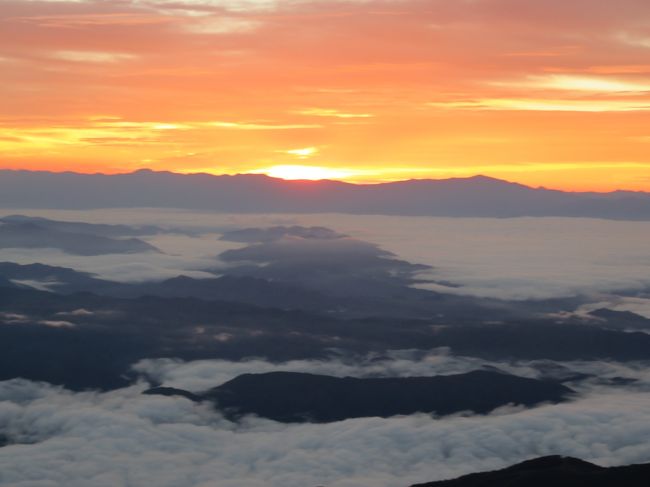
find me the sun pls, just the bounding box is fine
[257,165,357,181]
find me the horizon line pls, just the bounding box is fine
[1,167,648,195]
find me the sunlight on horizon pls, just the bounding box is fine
[251,165,362,181]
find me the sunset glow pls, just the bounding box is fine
[254,165,359,181]
[2,0,650,190]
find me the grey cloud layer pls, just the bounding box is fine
[3,354,650,487]
[134,351,650,392]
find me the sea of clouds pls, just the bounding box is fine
[3,208,650,485]
[1,208,650,306]
[3,352,650,487]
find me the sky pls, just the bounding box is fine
[1,0,650,190]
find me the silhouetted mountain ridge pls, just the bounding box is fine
[145,370,573,423]
[2,169,650,219]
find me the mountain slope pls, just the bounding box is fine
[0,220,159,255]
[197,370,573,422]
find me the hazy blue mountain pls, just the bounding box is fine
[410,455,650,487]
[216,235,432,298]
[2,169,650,219]
[0,215,165,237]
[0,275,20,289]
[0,220,160,255]
[0,262,119,293]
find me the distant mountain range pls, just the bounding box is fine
[2,169,650,219]
[410,455,650,487]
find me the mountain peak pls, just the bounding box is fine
[505,455,602,472]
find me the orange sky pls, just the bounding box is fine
[1,0,650,191]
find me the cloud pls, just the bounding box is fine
[219,225,346,243]
[133,352,650,393]
[283,147,319,158]
[4,0,650,182]
[55,308,95,317]
[3,356,650,486]
[52,51,138,63]
[207,121,322,130]
[137,0,282,13]
[138,0,384,14]
[36,320,75,328]
[133,350,509,391]
[182,17,262,34]
[0,230,240,282]
[0,312,29,324]
[2,208,650,301]
[288,214,650,301]
[12,12,174,28]
[427,99,650,112]
[294,108,374,119]
[492,75,650,94]
[9,278,60,291]
[617,33,650,49]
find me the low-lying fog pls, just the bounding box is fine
[2,208,649,308]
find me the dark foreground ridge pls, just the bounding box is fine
[4,284,650,391]
[410,455,650,487]
[146,370,573,423]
